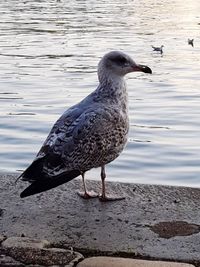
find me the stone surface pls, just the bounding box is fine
[2,237,50,249]
[0,254,25,267]
[77,257,194,267]
[1,173,200,263]
[0,235,6,244]
[1,236,83,266]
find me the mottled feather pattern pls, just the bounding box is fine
[36,101,128,178]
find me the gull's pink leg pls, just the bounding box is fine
[99,165,125,201]
[77,172,98,199]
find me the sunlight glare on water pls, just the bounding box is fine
[0,0,200,187]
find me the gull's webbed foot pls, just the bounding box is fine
[99,194,125,202]
[77,190,98,199]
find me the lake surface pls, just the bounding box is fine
[0,0,200,187]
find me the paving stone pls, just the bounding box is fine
[0,235,6,244]
[2,236,50,249]
[77,257,194,267]
[1,236,83,266]
[0,254,25,267]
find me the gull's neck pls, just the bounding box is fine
[96,66,127,100]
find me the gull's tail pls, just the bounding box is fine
[20,169,81,198]
[18,157,81,198]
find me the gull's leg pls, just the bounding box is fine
[77,172,98,199]
[99,165,125,201]
[100,165,106,199]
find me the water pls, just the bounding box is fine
[0,0,200,187]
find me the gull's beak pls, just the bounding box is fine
[132,64,152,74]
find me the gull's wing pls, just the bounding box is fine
[19,104,128,197]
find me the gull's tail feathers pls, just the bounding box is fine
[19,157,81,198]
[20,169,81,198]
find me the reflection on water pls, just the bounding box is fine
[0,0,200,187]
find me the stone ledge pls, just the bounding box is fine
[1,173,200,264]
[77,257,195,267]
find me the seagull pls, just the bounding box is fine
[188,38,194,47]
[151,45,164,54]
[19,51,152,201]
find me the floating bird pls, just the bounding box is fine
[19,51,152,201]
[151,45,164,54]
[188,38,194,47]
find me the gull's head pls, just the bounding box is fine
[98,51,152,83]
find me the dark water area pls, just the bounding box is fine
[0,0,200,187]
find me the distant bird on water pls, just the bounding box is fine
[188,38,194,47]
[151,45,164,54]
[18,51,152,201]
